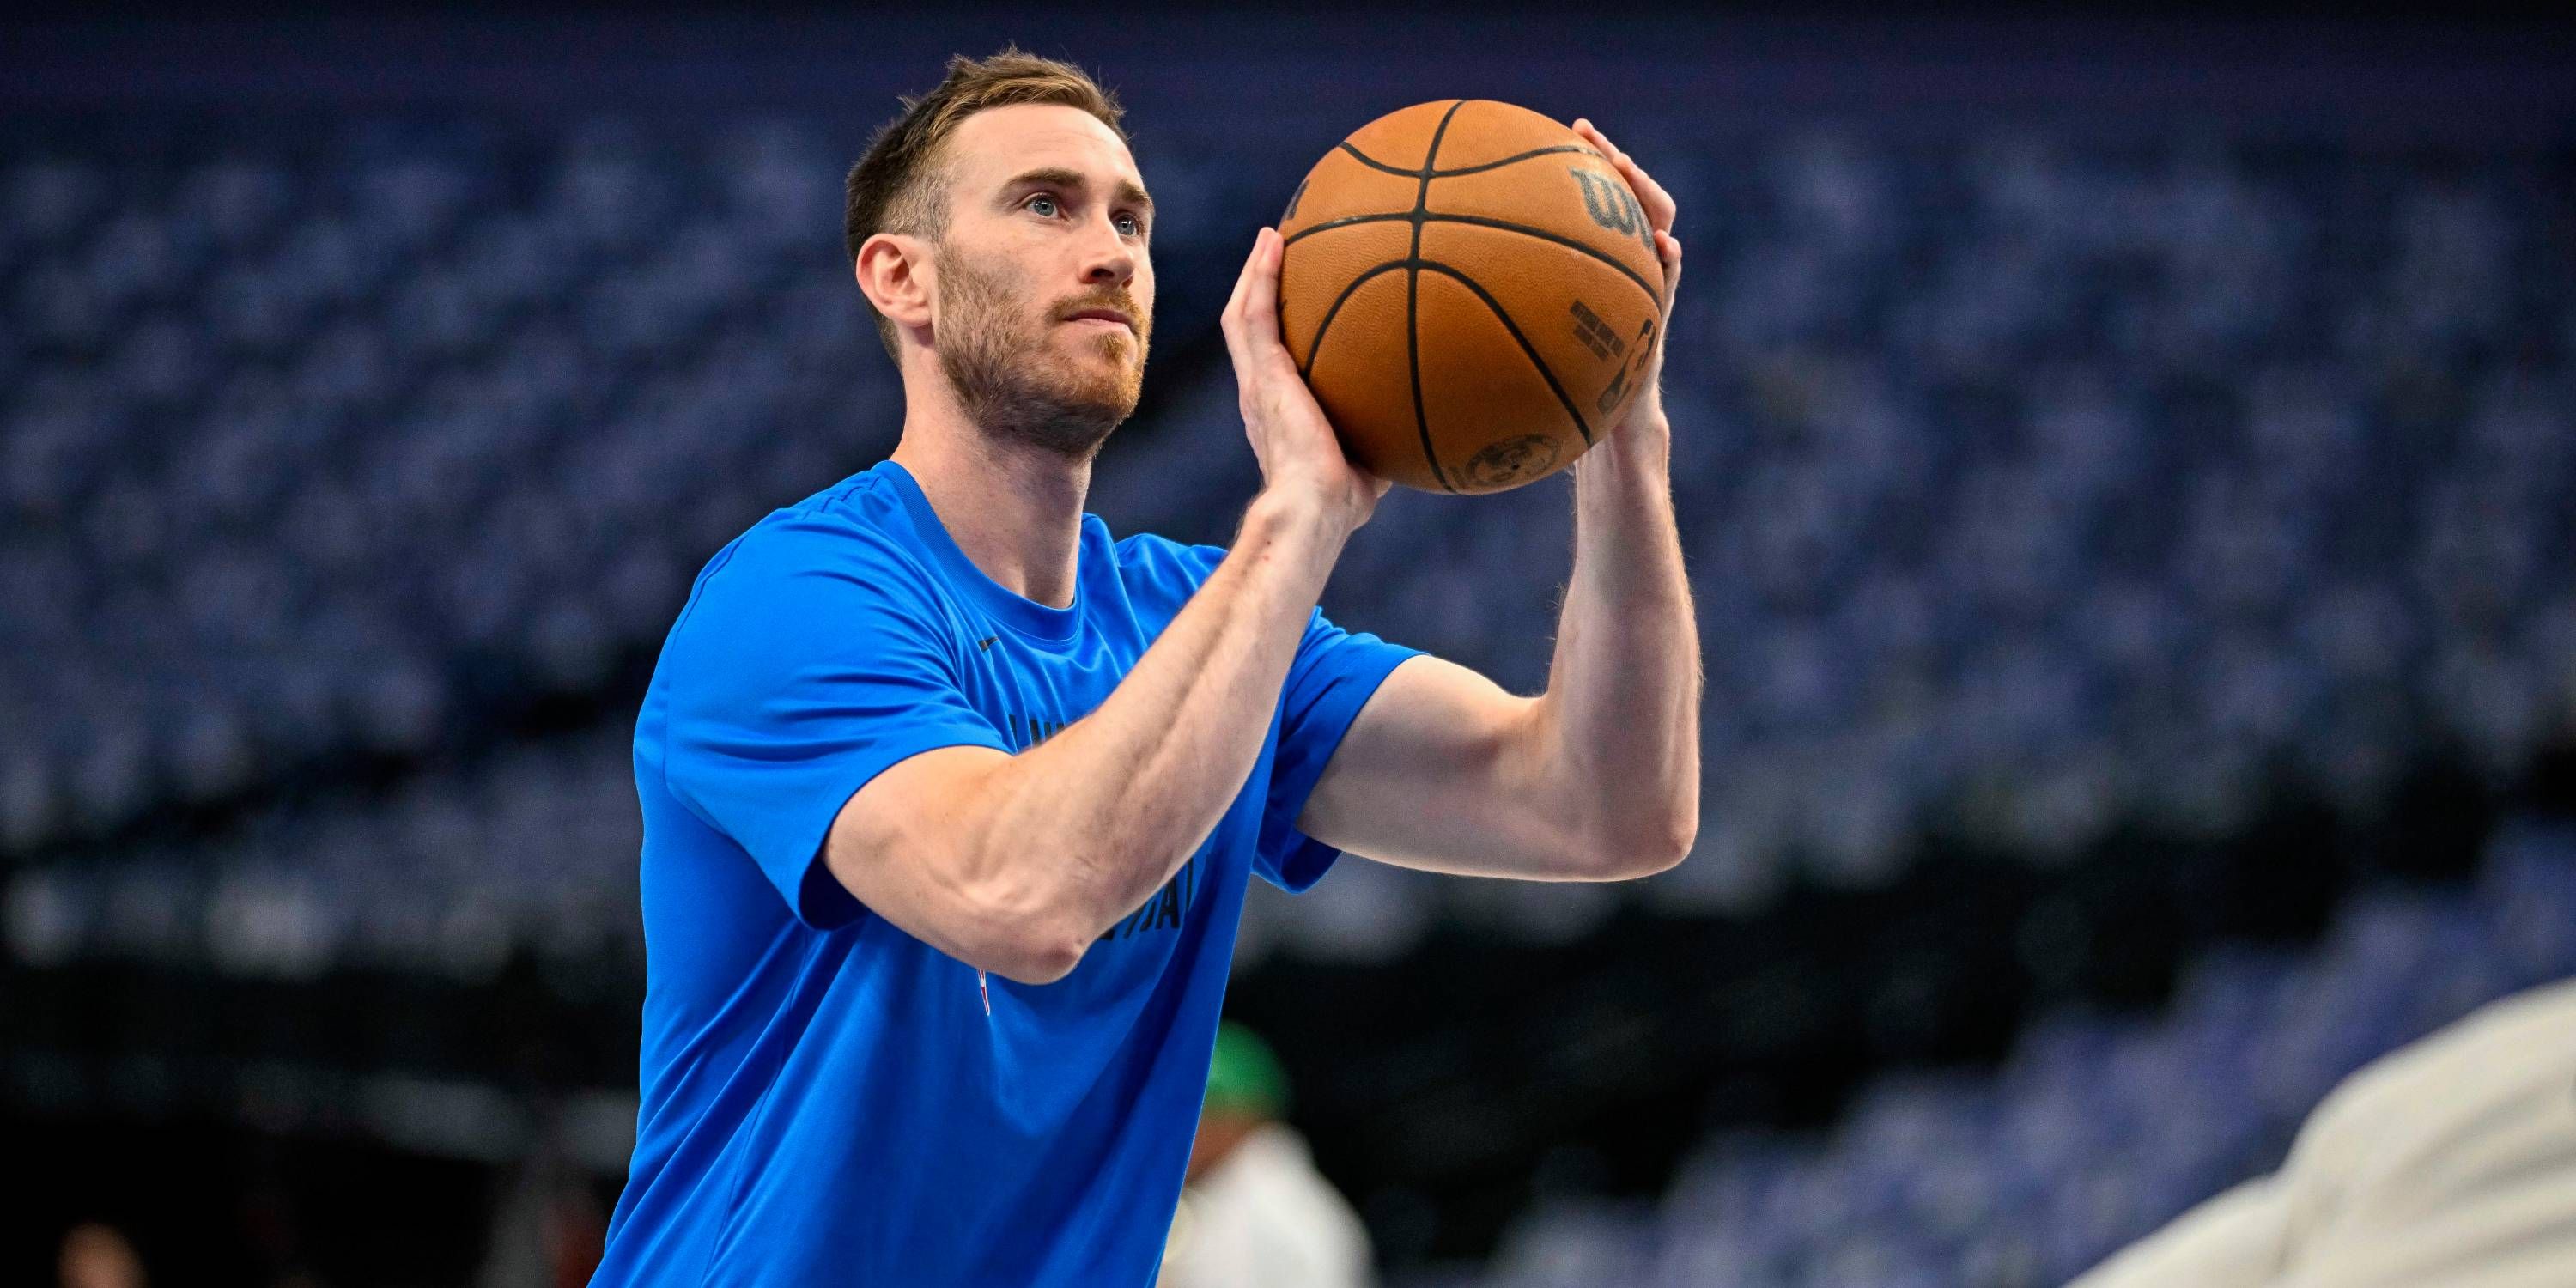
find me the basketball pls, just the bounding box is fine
[1277,100,1667,494]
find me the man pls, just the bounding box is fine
[2070,977,2576,1288]
[592,48,1697,1287]
[1158,1023,1370,1288]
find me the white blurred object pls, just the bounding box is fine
[1159,1124,1372,1288]
[2071,977,2576,1288]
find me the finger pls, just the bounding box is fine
[1220,229,1267,384]
[1574,118,1623,167]
[1239,227,1286,359]
[1222,228,1262,338]
[1577,118,1675,235]
[1579,118,1631,175]
[1576,118,1673,228]
[1654,228,1684,319]
[1638,171,1678,231]
[1622,158,1677,234]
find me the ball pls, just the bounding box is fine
[1277,100,1666,494]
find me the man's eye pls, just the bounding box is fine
[1028,195,1060,217]
[1115,213,1143,237]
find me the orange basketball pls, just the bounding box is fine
[1277,100,1666,494]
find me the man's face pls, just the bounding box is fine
[928,103,1155,461]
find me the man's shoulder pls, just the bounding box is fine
[672,470,945,636]
[708,470,922,582]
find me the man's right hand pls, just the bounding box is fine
[1221,226,1390,536]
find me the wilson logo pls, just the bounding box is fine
[1570,167,1655,258]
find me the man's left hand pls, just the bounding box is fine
[1573,118,1681,443]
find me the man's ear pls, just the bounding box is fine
[855,232,934,335]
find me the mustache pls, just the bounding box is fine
[1054,290,1146,331]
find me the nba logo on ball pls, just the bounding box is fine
[1278,100,1668,495]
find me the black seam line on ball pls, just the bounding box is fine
[1297,261,1408,380]
[1340,140,1598,179]
[1429,144,1600,178]
[1281,212,1411,245]
[1416,260,1595,447]
[1407,99,1467,495]
[1282,212,1661,310]
[1430,215,1662,305]
[1338,143,1417,177]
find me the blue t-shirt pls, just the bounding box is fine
[592,459,1418,1287]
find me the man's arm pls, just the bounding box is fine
[822,227,1388,985]
[1299,410,1701,881]
[1299,119,1701,882]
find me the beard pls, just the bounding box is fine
[933,242,1150,462]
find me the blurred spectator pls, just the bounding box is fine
[2073,977,2576,1288]
[57,1223,145,1288]
[1159,1024,1372,1288]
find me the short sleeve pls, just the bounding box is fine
[657,517,1011,928]
[1254,609,1422,893]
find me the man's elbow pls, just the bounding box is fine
[959,885,1091,986]
[986,934,1087,987]
[1585,799,1697,880]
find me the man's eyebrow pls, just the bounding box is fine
[1001,167,1155,215]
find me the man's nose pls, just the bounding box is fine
[1080,222,1135,286]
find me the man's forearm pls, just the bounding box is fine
[1540,420,1703,863]
[971,491,1351,941]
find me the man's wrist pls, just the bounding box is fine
[1586,413,1673,478]
[1242,485,1359,563]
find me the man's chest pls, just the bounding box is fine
[949,642,1280,969]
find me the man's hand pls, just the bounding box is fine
[1222,226,1390,533]
[1573,118,1683,441]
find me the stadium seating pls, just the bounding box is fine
[0,119,895,853]
[5,117,2571,963]
[1433,817,2576,1288]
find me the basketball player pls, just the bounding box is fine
[591,49,1696,1287]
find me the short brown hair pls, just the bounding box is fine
[843,47,1129,361]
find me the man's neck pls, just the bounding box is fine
[889,398,1092,612]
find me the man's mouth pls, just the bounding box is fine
[1063,307,1134,332]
